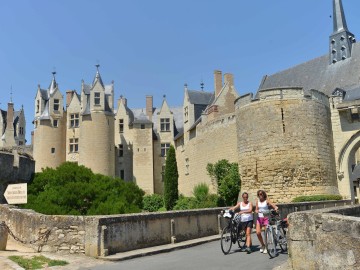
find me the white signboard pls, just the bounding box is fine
[4,183,27,204]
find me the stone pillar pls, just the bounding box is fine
[0,223,8,250]
[66,90,75,107]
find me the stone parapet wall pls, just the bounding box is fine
[0,205,86,254]
[0,201,351,258]
[235,87,338,202]
[288,204,360,270]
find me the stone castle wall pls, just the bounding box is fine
[176,113,238,196]
[0,149,35,203]
[235,88,338,202]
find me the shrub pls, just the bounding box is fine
[173,195,196,210]
[292,194,343,202]
[23,162,144,215]
[193,183,209,202]
[163,145,179,210]
[143,194,164,212]
[207,160,240,206]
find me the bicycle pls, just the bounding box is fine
[220,210,246,254]
[262,209,288,258]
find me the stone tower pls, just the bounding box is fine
[33,72,66,172]
[329,0,356,64]
[235,88,339,202]
[78,65,115,177]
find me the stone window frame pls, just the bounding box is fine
[119,119,124,133]
[118,144,124,157]
[94,92,101,106]
[161,143,171,157]
[53,120,58,128]
[53,99,60,111]
[69,138,79,153]
[70,113,80,128]
[19,126,24,135]
[184,106,189,123]
[160,118,170,132]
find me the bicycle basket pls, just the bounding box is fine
[223,210,233,219]
[233,214,242,224]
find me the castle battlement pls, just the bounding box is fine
[235,87,330,110]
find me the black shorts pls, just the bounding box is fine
[240,220,254,230]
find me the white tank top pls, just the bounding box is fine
[258,200,268,218]
[240,202,253,222]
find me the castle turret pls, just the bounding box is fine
[330,0,356,64]
[33,72,66,172]
[78,65,115,177]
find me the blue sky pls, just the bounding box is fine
[1,0,359,143]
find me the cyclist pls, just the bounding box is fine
[229,192,253,253]
[255,190,278,254]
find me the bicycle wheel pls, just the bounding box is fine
[221,226,232,255]
[237,228,246,249]
[265,227,277,258]
[278,226,287,252]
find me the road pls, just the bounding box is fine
[84,237,288,270]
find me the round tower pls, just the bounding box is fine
[235,87,339,202]
[33,74,66,172]
[78,66,115,177]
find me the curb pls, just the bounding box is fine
[100,235,221,262]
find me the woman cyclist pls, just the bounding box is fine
[229,192,253,253]
[255,190,278,254]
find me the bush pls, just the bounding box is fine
[23,162,144,215]
[143,194,164,212]
[292,194,343,202]
[173,184,219,210]
[173,195,196,210]
[163,145,179,210]
[207,160,240,206]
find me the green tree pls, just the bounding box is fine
[207,159,240,206]
[163,145,179,210]
[23,162,144,215]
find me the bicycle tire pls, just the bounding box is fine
[265,227,277,258]
[278,226,287,252]
[220,226,232,255]
[237,228,246,249]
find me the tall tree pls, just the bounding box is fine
[163,145,179,210]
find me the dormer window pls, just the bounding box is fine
[53,99,60,111]
[94,92,100,105]
[70,114,79,128]
[53,120,58,128]
[160,118,170,132]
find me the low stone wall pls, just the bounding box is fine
[0,205,86,254]
[288,204,360,270]
[0,200,352,258]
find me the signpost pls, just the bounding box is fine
[4,183,27,204]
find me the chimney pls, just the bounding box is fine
[146,95,153,121]
[214,70,222,97]
[224,73,234,87]
[66,90,75,107]
[7,102,14,130]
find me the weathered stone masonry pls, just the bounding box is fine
[235,88,339,202]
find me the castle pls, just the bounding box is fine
[33,0,360,202]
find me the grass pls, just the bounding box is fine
[292,194,343,202]
[9,255,68,269]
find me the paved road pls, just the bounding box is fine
[85,237,288,270]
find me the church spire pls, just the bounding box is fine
[333,0,348,33]
[329,0,356,64]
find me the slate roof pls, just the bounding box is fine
[131,106,183,139]
[258,43,360,97]
[187,90,214,105]
[343,85,360,101]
